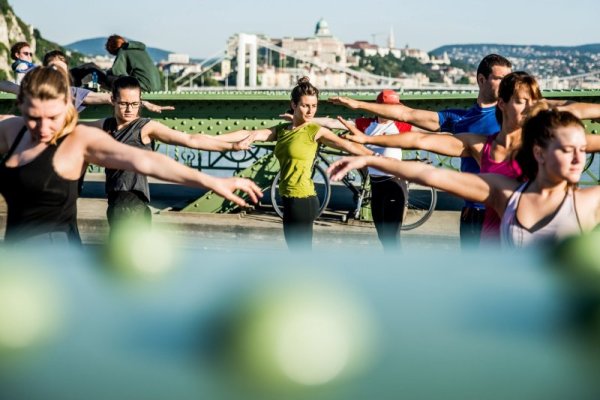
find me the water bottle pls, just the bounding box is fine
[91,72,98,91]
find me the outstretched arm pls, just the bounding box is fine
[315,127,374,156]
[80,126,262,207]
[337,116,471,158]
[554,101,600,120]
[144,121,257,151]
[279,113,350,130]
[81,91,174,112]
[211,128,276,143]
[328,156,516,213]
[585,133,600,153]
[0,80,19,95]
[328,96,441,132]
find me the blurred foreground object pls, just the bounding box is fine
[0,245,599,399]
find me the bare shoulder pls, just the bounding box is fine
[69,123,112,144]
[574,185,600,202]
[574,185,600,227]
[0,116,25,150]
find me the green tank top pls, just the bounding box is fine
[274,122,320,198]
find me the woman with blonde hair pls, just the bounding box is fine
[0,67,261,244]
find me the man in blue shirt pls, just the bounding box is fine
[329,54,513,247]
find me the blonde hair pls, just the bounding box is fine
[18,67,78,145]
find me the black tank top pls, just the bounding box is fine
[103,117,154,202]
[0,127,81,243]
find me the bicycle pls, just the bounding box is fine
[269,145,437,230]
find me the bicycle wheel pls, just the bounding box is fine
[270,164,331,220]
[401,183,437,231]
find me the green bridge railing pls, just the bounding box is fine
[1,89,599,215]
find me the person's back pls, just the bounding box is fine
[110,41,161,92]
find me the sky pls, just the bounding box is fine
[10,0,600,58]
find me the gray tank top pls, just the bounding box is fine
[103,117,154,202]
[500,182,582,248]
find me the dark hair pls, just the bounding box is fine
[290,76,319,105]
[10,42,31,60]
[495,71,542,124]
[515,103,585,181]
[111,75,142,99]
[476,54,512,79]
[43,50,68,67]
[106,35,127,55]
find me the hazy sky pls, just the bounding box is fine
[11,0,600,58]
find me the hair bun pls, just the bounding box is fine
[297,76,310,85]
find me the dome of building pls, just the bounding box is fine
[315,18,332,37]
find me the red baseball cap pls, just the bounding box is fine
[376,89,401,104]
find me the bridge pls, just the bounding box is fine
[1,89,599,217]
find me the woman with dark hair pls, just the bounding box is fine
[329,104,600,248]
[339,72,600,242]
[0,67,261,244]
[222,77,374,249]
[84,75,256,230]
[280,89,414,251]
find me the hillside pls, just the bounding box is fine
[0,0,85,80]
[429,43,600,77]
[66,37,172,63]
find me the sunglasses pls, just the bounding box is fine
[20,52,33,56]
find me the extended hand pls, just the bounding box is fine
[232,131,258,151]
[327,156,369,181]
[337,116,368,144]
[142,101,176,113]
[212,177,263,207]
[328,96,359,109]
[278,113,294,121]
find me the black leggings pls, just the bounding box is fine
[282,195,319,250]
[370,176,408,251]
[459,206,486,248]
[107,191,152,229]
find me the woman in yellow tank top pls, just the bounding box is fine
[225,77,374,249]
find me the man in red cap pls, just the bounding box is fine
[285,89,412,250]
[329,54,513,248]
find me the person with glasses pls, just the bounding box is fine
[84,76,257,230]
[10,42,36,84]
[0,50,173,114]
[0,67,262,244]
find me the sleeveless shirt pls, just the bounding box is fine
[500,182,582,248]
[0,127,81,243]
[480,133,523,240]
[274,123,320,198]
[103,117,154,202]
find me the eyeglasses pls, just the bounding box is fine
[20,52,33,57]
[117,101,141,109]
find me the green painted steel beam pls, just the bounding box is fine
[181,150,279,213]
[1,90,600,214]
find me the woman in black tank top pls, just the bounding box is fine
[84,76,259,232]
[0,67,262,244]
